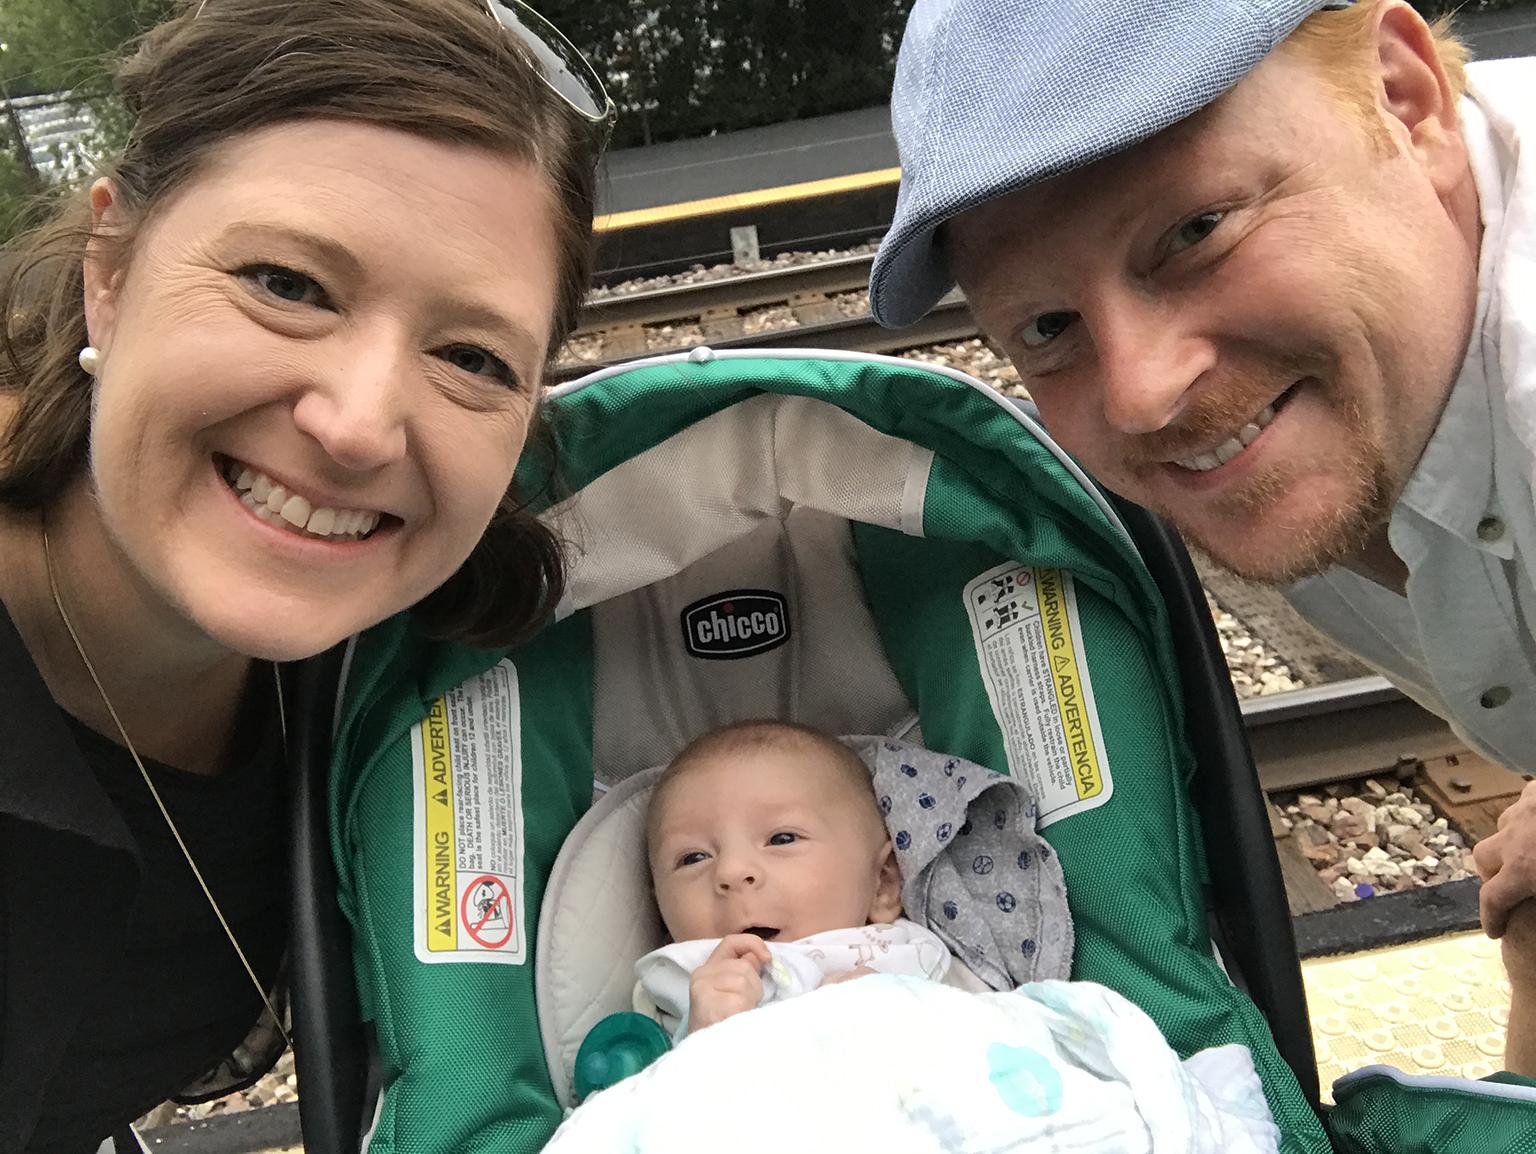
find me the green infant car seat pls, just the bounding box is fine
[286,350,1536,1154]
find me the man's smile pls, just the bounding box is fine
[1170,398,1279,473]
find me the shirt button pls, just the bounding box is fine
[1476,516,1506,542]
[1480,686,1512,709]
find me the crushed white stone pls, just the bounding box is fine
[136,1050,297,1132]
[588,241,880,300]
[1274,779,1476,901]
[1205,591,1304,697]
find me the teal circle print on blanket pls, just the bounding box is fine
[987,1043,1064,1117]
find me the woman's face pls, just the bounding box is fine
[81,119,561,660]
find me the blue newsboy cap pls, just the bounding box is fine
[869,0,1354,328]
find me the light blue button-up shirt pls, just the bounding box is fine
[1284,75,1536,772]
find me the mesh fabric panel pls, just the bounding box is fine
[1327,1071,1536,1152]
[332,614,595,1154]
[854,522,1327,1154]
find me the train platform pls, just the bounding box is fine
[1304,930,1511,1101]
[599,105,896,223]
[593,6,1536,272]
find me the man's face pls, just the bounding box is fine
[951,41,1479,583]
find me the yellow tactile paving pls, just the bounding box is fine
[1303,931,1512,1101]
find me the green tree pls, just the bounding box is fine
[4,0,1534,241]
[548,0,1535,148]
[0,0,170,243]
[1,0,171,97]
[1416,0,1536,12]
[0,147,39,238]
[542,0,916,150]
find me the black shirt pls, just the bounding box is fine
[0,604,288,1153]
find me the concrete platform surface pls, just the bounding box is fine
[1304,930,1511,1100]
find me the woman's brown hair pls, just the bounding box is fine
[0,0,599,648]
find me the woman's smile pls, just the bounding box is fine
[218,455,386,541]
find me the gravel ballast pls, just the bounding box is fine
[1272,779,1478,903]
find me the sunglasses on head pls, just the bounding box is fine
[484,0,614,140]
[194,0,616,143]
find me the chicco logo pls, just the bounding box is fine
[681,590,790,660]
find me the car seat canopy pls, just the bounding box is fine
[547,391,936,620]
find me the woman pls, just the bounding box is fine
[0,1,607,1149]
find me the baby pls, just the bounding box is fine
[641,719,952,1035]
[544,721,1281,1154]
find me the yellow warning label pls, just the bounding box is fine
[963,561,1113,827]
[1038,568,1104,801]
[422,695,457,952]
[411,659,527,965]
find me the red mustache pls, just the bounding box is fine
[1123,377,1306,468]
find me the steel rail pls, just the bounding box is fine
[577,252,877,334]
[1243,676,1465,793]
[556,289,979,383]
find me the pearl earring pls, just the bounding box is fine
[78,346,100,375]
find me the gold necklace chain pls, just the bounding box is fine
[42,524,291,1048]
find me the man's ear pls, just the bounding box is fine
[82,178,128,357]
[1371,1,1466,193]
[868,840,904,924]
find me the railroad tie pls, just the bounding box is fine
[701,307,745,341]
[1418,751,1531,842]
[789,291,842,326]
[603,323,648,360]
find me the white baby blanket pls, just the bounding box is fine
[634,918,951,1039]
[549,975,1279,1154]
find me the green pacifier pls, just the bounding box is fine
[573,1012,671,1102]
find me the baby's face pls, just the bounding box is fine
[648,746,896,944]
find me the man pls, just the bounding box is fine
[869,0,1534,1077]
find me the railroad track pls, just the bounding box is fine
[1244,675,1527,851]
[1245,675,1530,934]
[1244,676,1468,793]
[557,252,982,382]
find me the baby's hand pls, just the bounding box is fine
[688,934,772,1033]
[821,965,877,986]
